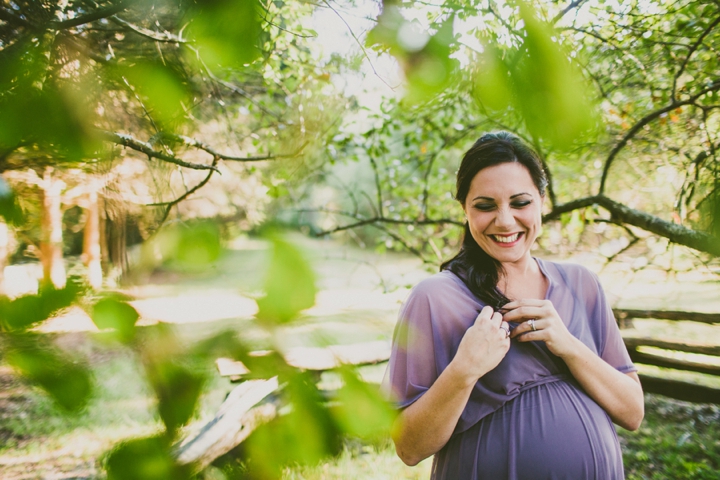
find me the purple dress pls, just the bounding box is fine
[384,259,636,480]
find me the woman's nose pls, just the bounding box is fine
[494,207,515,228]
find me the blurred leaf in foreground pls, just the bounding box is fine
[5,334,92,412]
[367,2,457,104]
[91,297,140,344]
[185,0,263,69]
[256,232,316,325]
[331,366,397,442]
[0,282,79,333]
[245,370,341,478]
[112,61,190,129]
[472,0,597,149]
[105,435,192,480]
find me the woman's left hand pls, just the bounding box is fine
[501,299,579,358]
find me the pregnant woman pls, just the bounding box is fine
[385,131,644,479]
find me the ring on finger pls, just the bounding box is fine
[500,325,510,338]
[529,319,537,331]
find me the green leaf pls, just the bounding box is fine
[91,298,140,343]
[244,371,341,477]
[146,357,206,434]
[472,41,513,112]
[0,283,79,333]
[367,7,457,104]
[185,0,262,68]
[176,221,222,267]
[114,61,190,128]
[255,232,316,325]
[471,1,598,149]
[5,334,92,412]
[331,366,396,441]
[105,435,192,480]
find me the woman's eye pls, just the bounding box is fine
[511,201,532,208]
[474,204,495,211]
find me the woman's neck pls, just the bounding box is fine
[498,255,546,301]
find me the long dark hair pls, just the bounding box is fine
[440,131,548,308]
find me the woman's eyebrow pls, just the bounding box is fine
[471,192,531,201]
[510,192,531,199]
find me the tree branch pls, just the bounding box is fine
[0,7,33,29]
[595,195,720,257]
[542,195,600,222]
[552,0,590,25]
[154,133,306,162]
[101,131,220,172]
[599,80,720,194]
[110,15,187,44]
[151,157,221,226]
[672,15,720,102]
[53,0,133,30]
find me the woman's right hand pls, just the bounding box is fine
[450,305,511,386]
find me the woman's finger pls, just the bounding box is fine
[474,305,495,326]
[501,305,545,322]
[510,318,547,339]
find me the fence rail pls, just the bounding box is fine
[615,308,720,404]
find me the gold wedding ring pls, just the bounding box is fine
[529,319,537,331]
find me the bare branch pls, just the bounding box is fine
[0,7,33,29]
[552,0,590,25]
[672,15,720,102]
[54,0,133,29]
[595,195,720,257]
[155,133,307,162]
[151,157,221,226]
[110,15,187,44]
[542,195,600,222]
[599,80,720,194]
[101,131,220,172]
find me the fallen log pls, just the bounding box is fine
[174,377,280,471]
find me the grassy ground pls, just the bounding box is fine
[1,234,720,478]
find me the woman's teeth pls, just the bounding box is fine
[492,233,520,243]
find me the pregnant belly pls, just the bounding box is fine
[432,380,624,480]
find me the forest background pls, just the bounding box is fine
[1,0,720,478]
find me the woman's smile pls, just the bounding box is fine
[489,232,524,245]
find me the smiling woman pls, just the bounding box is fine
[384,132,644,480]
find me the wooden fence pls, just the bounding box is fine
[175,309,720,470]
[614,308,720,404]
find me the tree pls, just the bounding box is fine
[0,0,345,285]
[302,0,720,269]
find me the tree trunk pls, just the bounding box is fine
[0,221,9,294]
[82,190,102,289]
[40,168,66,288]
[105,205,128,280]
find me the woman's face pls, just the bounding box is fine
[462,162,543,266]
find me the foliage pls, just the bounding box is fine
[299,0,720,270]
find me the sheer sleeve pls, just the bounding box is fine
[384,283,439,408]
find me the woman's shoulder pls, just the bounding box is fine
[410,270,469,296]
[539,258,598,282]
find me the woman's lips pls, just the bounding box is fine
[489,232,524,246]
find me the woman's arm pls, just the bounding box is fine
[392,306,511,466]
[503,299,644,431]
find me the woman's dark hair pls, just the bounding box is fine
[440,131,548,308]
